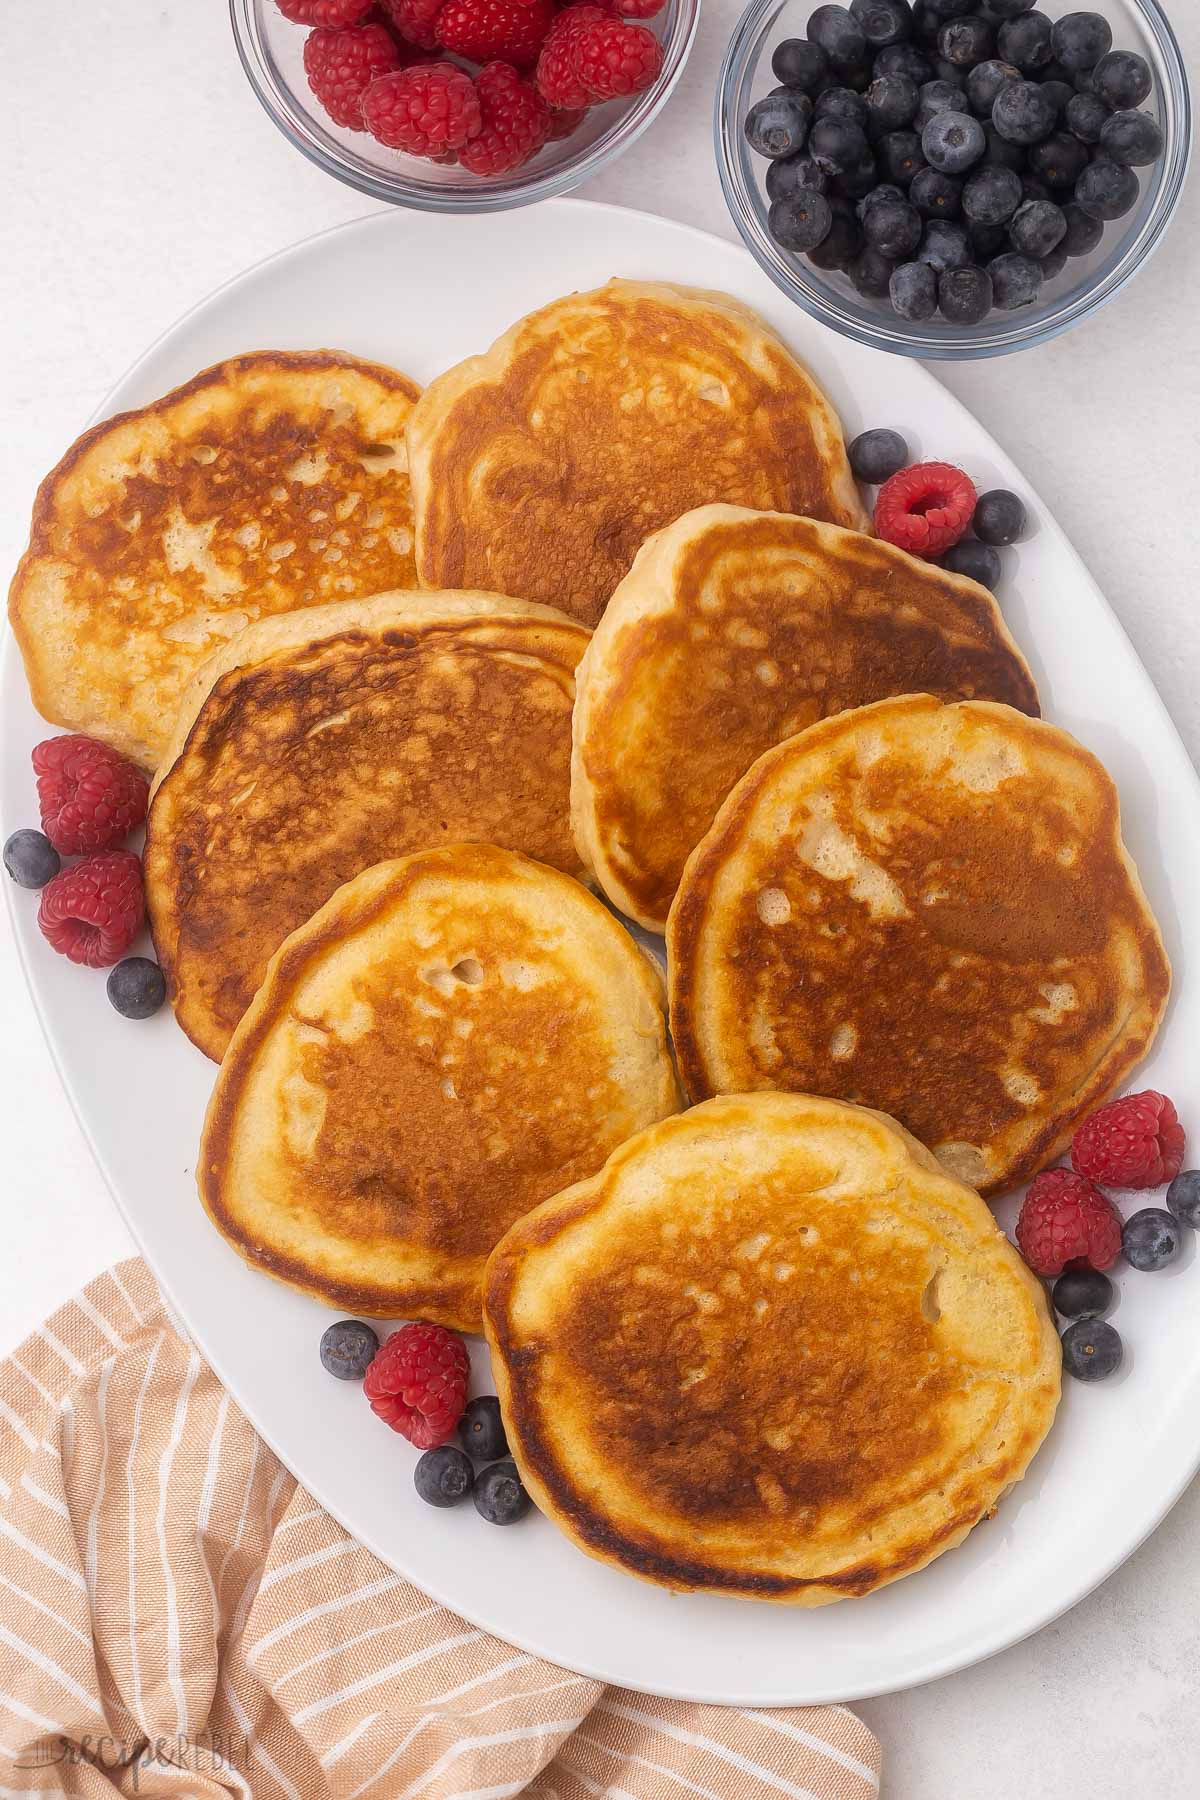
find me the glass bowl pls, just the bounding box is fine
[231,0,700,212]
[715,0,1190,357]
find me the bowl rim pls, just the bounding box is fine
[714,0,1192,359]
[230,0,702,214]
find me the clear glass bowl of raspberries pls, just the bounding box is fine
[232,0,699,209]
[716,0,1189,358]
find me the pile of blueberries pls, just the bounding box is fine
[744,2,1164,325]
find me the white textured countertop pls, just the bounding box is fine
[3,4,1199,1792]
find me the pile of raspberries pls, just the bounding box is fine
[277,0,666,176]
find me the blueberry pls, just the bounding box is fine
[911,0,944,41]
[966,57,1019,116]
[932,58,967,88]
[864,194,923,255]
[770,190,835,251]
[865,72,919,131]
[996,10,1051,74]
[1008,196,1066,256]
[874,42,934,84]
[473,1458,531,1525]
[319,1318,379,1381]
[1039,79,1075,121]
[1039,241,1068,279]
[987,249,1043,307]
[1092,49,1152,111]
[773,37,831,91]
[1075,157,1139,221]
[859,180,907,213]
[1027,129,1089,188]
[809,114,872,176]
[967,216,1008,257]
[981,0,1037,15]
[878,127,927,183]
[973,487,1026,543]
[459,1395,509,1461]
[106,957,167,1019]
[415,1445,476,1508]
[1123,1207,1180,1272]
[917,78,965,128]
[923,0,975,17]
[1100,109,1164,169]
[745,90,813,158]
[922,109,985,172]
[942,539,1002,586]
[1166,1170,1200,1230]
[937,15,994,66]
[938,262,992,321]
[1060,198,1104,254]
[910,164,963,216]
[981,120,1027,170]
[1072,65,1096,93]
[889,260,939,317]
[807,199,865,266]
[918,217,971,270]
[768,152,830,202]
[808,4,869,69]
[1052,1266,1113,1318]
[3,828,60,890]
[834,147,881,197]
[850,0,914,48]
[1061,1317,1123,1382]
[849,426,911,480]
[849,244,899,294]
[815,84,870,126]
[963,161,1022,223]
[1050,10,1111,72]
[992,79,1057,144]
[1064,91,1108,144]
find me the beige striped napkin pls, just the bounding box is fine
[0,1258,880,1799]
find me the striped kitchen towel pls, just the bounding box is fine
[0,1259,880,1798]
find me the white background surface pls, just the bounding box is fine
[2,2,1198,1793]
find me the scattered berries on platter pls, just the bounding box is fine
[107,956,167,1020]
[1061,1317,1123,1383]
[415,1444,477,1506]
[473,1458,532,1525]
[973,487,1026,545]
[1071,1090,1186,1190]
[4,828,60,890]
[363,1321,470,1447]
[38,851,145,969]
[1122,1207,1181,1273]
[1052,1266,1113,1320]
[459,1395,510,1461]
[941,538,1001,589]
[848,427,909,483]
[303,22,405,129]
[33,733,148,856]
[1015,1168,1123,1277]
[1166,1169,1200,1230]
[874,460,976,556]
[320,1318,380,1380]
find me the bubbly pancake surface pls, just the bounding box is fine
[10,350,421,767]
[146,591,590,1063]
[407,280,869,629]
[668,697,1170,1195]
[486,1093,1060,1603]
[573,505,1039,930]
[201,845,679,1329]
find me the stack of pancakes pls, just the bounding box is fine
[10,279,1171,1604]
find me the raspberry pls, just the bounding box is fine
[874,461,977,557]
[605,0,666,16]
[570,15,663,100]
[303,22,402,128]
[38,852,145,969]
[376,0,443,50]
[33,735,149,856]
[1015,1168,1123,1277]
[276,0,374,25]
[363,1323,470,1448]
[460,62,551,174]
[436,0,556,69]
[535,7,607,109]
[363,61,482,154]
[1072,1091,1186,1189]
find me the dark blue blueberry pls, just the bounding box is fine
[1064,91,1108,143]
[982,0,1037,15]
[815,84,870,126]
[1039,241,1069,279]
[745,90,813,158]
[937,14,993,66]
[807,198,865,266]
[1021,175,1052,202]
[967,216,1008,257]
[918,77,967,128]
[1052,1266,1113,1318]
[1028,129,1089,188]
[769,190,835,250]
[981,119,1027,169]
[319,1318,379,1381]
[415,1445,476,1507]
[3,828,60,890]
[1123,1207,1181,1272]
[966,57,1020,116]
[1061,1318,1123,1382]
[1072,64,1096,93]
[923,0,975,18]
[874,42,934,84]
[942,539,1002,586]
[1008,196,1066,256]
[459,1396,509,1461]
[938,262,994,321]
[1166,1170,1200,1230]
[918,217,972,269]
[1040,78,1075,120]
[1060,198,1104,254]
[1100,109,1164,169]
[922,108,986,172]
[987,249,1043,306]
[809,114,872,173]
[933,58,967,87]
[864,194,923,254]
[849,244,899,294]
[834,147,881,196]
[106,957,167,1020]
[973,487,1026,543]
[767,151,831,201]
[963,160,1022,222]
[992,78,1057,143]
[1091,48,1151,110]
[996,9,1052,74]
[849,426,910,481]
[878,126,927,182]
[866,72,920,131]
[859,180,907,213]
[808,5,869,69]
[850,0,915,48]
[910,163,963,215]
[1050,10,1112,72]
[473,1459,531,1525]
[1075,157,1139,220]
[889,259,939,317]
[773,37,831,91]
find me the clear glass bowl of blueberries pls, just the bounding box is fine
[716,1,1190,356]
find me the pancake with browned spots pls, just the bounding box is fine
[406,281,869,629]
[10,350,421,768]
[146,590,590,1063]
[200,845,679,1329]
[572,505,1039,931]
[667,697,1170,1196]
[485,1092,1059,1602]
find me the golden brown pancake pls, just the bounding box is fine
[668,696,1170,1195]
[10,350,421,768]
[485,1092,1060,1603]
[406,279,869,628]
[200,845,680,1329]
[572,504,1039,930]
[145,590,590,1063]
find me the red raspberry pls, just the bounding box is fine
[874,461,977,558]
[436,0,556,68]
[363,61,482,154]
[570,15,663,100]
[605,0,666,15]
[276,0,374,25]
[1015,1168,1123,1277]
[38,852,145,969]
[460,62,551,174]
[33,735,149,856]
[376,0,443,49]
[1072,1090,1186,1189]
[363,1323,470,1448]
[535,6,607,109]
[303,22,402,128]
